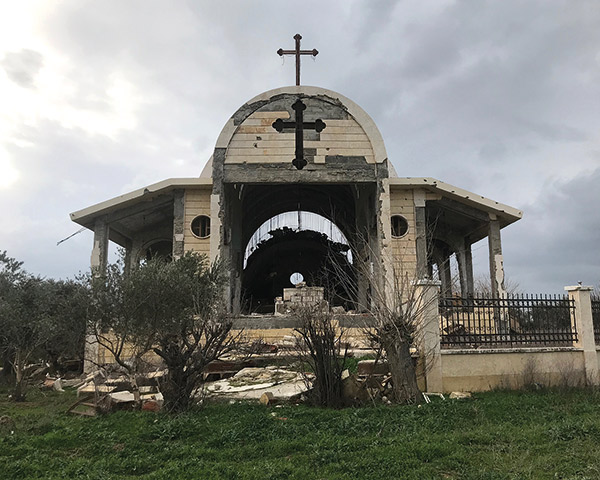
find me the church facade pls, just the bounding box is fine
[71,85,522,315]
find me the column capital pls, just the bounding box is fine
[565,285,594,292]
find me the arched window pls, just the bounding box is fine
[191,215,211,238]
[391,215,409,238]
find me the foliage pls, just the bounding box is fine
[86,252,236,412]
[40,279,89,373]
[4,389,600,479]
[0,251,88,400]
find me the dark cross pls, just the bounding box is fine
[272,98,326,170]
[277,33,318,86]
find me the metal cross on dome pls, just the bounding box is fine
[272,99,326,170]
[277,34,318,86]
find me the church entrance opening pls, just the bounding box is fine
[242,210,354,313]
[224,182,376,314]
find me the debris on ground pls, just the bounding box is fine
[259,392,275,405]
[449,391,472,400]
[205,367,310,402]
[422,392,446,403]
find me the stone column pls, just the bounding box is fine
[85,217,109,374]
[123,239,133,277]
[172,189,185,260]
[229,185,243,315]
[439,252,452,297]
[414,190,428,279]
[354,184,372,312]
[415,279,443,392]
[488,215,506,298]
[566,285,599,386]
[90,217,109,274]
[457,240,474,297]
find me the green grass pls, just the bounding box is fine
[2,387,600,479]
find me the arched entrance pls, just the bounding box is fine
[242,211,354,313]
[220,182,379,314]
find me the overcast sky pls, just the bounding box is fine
[0,0,598,294]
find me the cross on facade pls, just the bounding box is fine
[272,99,326,170]
[277,34,318,86]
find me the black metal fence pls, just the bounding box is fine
[592,296,600,344]
[439,294,577,349]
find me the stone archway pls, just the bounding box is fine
[221,182,380,314]
[241,215,354,313]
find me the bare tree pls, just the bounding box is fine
[292,303,347,407]
[328,241,439,404]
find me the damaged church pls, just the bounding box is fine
[71,83,521,314]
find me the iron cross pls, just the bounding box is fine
[277,34,318,86]
[272,98,326,170]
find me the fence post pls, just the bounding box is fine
[565,285,598,386]
[416,279,443,392]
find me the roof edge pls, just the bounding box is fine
[70,177,212,225]
[389,177,523,223]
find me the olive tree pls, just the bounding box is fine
[0,252,89,400]
[87,252,238,412]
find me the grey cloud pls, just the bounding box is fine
[1,0,598,293]
[1,49,44,88]
[504,168,600,293]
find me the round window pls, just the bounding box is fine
[191,215,211,238]
[391,215,409,238]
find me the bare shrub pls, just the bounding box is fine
[329,242,429,404]
[293,303,347,407]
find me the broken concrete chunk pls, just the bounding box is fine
[259,392,275,405]
[53,378,64,392]
[449,391,472,400]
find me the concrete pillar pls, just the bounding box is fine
[379,178,396,308]
[439,253,452,297]
[457,240,474,297]
[566,285,599,386]
[172,189,185,260]
[415,279,443,392]
[488,215,506,298]
[123,239,133,277]
[229,185,243,315]
[85,217,109,374]
[414,191,428,279]
[90,217,109,274]
[209,193,220,265]
[129,238,143,270]
[356,247,369,312]
[354,184,373,312]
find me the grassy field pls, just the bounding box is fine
[2,387,600,479]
